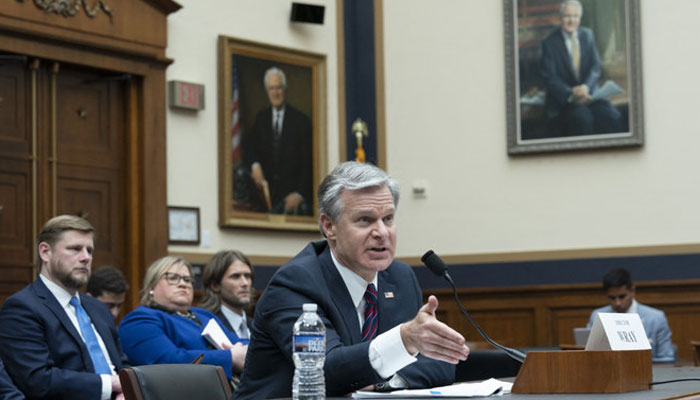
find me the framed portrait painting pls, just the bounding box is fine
[218,36,326,231]
[504,0,643,154]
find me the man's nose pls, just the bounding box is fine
[79,248,91,260]
[372,221,389,237]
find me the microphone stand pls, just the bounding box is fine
[422,250,525,363]
[441,271,526,363]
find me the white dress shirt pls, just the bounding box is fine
[329,250,417,379]
[220,304,250,339]
[39,274,115,400]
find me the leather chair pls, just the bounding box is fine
[119,364,232,400]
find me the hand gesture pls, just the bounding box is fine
[400,295,470,364]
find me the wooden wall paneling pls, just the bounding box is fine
[424,280,700,365]
[0,0,179,313]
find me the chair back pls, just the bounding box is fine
[119,364,232,400]
[692,341,700,366]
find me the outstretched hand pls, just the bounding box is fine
[400,295,469,364]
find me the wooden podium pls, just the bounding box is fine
[511,349,652,394]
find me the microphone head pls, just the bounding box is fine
[421,250,447,277]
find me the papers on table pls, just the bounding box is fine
[201,318,233,350]
[592,80,623,100]
[352,378,513,398]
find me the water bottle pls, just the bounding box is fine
[292,303,326,399]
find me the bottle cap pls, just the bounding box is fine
[302,303,317,312]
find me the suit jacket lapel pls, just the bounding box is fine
[377,270,399,334]
[318,246,362,344]
[216,310,235,332]
[32,279,93,370]
[554,29,577,83]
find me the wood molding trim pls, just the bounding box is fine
[169,251,292,267]
[399,243,700,265]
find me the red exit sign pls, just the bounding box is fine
[168,80,205,110]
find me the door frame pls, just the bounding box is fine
[0,0,181,311]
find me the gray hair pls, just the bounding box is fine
[264,67,287,90]
[318,161,400,236]
[560,0,583,17]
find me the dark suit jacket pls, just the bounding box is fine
[0,278,128,400]
[540,27,602,119]
[243,104,312,213]
[234,241,455,399]
[0,358,24,400]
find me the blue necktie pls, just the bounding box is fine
[69,297,112,375]
[361,284,378,342]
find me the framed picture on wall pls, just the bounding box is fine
[168,206,200,245]
[504,0,643,154]
[218,36,327,231]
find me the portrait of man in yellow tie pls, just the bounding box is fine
[539,0,623,136]
[507,0,641,151]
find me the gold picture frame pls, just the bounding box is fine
[505,0,643,154]
[218,36,327,231]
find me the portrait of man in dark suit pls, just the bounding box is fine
[539,0,622,136]
[241,66,313,216]
[509,0,640,151]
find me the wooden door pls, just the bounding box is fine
[0,55,128,303]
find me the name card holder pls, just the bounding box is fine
[512,313,652,394]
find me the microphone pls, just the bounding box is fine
[421,250,526,363]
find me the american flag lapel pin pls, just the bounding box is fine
[384,291,394,299]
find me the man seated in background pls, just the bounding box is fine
[200,250,255,339]
[235,161,469,399]
[87,265,129,320]
[587,267,675,363]
[0,215,128,400]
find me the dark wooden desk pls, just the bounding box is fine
[505,367,700,399]
[320,367,700,399]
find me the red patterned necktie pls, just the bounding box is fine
[361,284,378,342]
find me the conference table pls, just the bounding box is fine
[321,367,700,400]
[504,367,700,399]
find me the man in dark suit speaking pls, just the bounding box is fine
[0,215,128,400]
[243,66,313,215]
[235,162,469,399]
[540,0,621,136]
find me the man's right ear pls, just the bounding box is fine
[38,242,52,264]
[319,214,335,240]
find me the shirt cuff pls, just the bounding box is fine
[100,374,112,400]
[368,324,417,379]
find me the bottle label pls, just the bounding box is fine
[293,334,325,353]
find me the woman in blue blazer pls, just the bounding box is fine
[118,256,248,379]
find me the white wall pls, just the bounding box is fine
[383,0,700,256]
[166,0,700,259]
[166,0,336,256]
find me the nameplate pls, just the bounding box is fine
[585,312,651,351]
